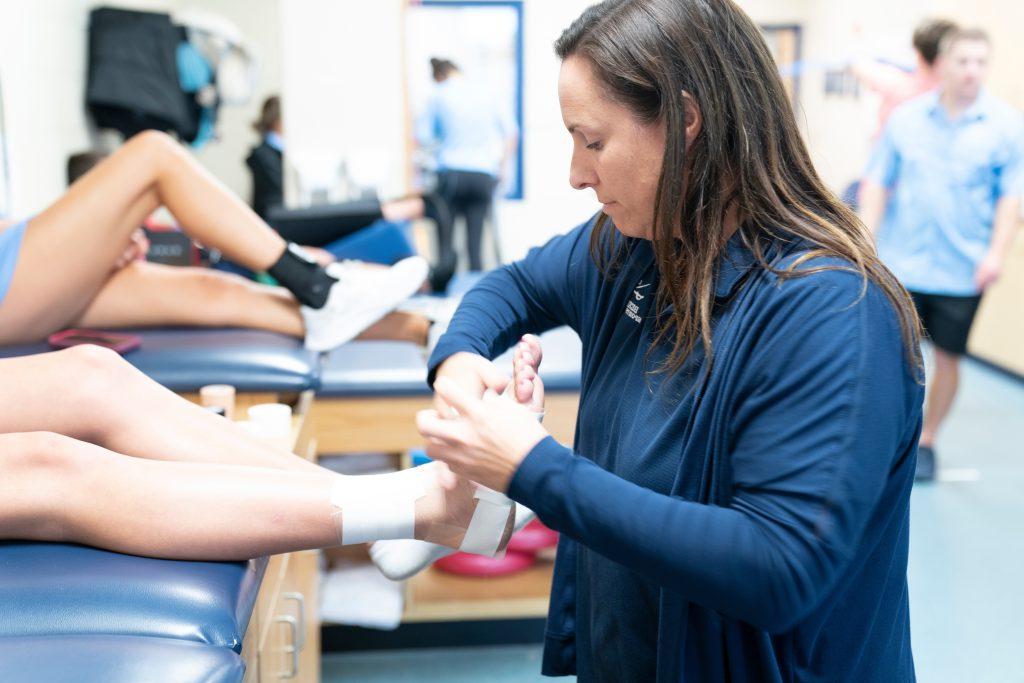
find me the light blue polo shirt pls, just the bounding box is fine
[865,90,1024,295]
[415,77,516,177]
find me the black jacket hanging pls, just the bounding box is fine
[86,6,199,141]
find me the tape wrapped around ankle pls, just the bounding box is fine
[459,487,515,557]
[454,408,543,556]
[331,471,426,545]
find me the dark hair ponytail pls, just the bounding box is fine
[253,95,281,136]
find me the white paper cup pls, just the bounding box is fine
[247,403,293,438]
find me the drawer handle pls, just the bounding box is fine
[282,591,306,650]
[273,615,300,679]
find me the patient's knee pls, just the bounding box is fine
[129,129,179,157]
[0,432,92,539]
[59,343,132,385]
[56,344,138,423]
[0,431,89,476]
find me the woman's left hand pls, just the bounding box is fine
[417,377,549,492]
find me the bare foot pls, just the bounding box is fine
[413,462,516,551]
[508,334,545,411]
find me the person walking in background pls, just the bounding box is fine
[416,58,518,277]
[859,28,1024,481]
[842,18,958,209]
[853,18,958,140]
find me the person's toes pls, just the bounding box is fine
[513,360,538,403]
[515,334,543,372]
[530,375,545,413]
[515,376,535,404]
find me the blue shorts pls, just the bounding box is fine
[0,220,28,307]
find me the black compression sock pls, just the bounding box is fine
[267,243,338,308]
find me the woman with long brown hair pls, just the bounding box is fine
[412,0,924,680]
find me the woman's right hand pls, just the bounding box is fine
[433,352,511,417]
[433,334,546,415]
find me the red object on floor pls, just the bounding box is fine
[433,549,536,577]
[507,519,559,554]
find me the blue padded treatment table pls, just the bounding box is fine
[0,327,319,393]
[0,635,244,683]
[0,542,265,652]
[0,328,316,678]
[318,340,431,397]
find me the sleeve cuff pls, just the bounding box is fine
[507,436,575,517]
[426,335,487,388]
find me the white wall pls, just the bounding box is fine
[0,0,282,217]
[0,0,164,216]
[280,0,406,204]
[495,0,602,260]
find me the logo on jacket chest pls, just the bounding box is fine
[624,280,652,324]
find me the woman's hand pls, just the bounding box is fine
[432,352,511,417]
[114,228,150,269]
[417,377,549,492]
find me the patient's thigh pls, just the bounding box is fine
[0,186,158,344]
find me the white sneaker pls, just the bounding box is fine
[301,256,428,351]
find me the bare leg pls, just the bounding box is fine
[0,131,288,342]
[75,261,305,337]
[354,310,430,345]
[0,432,507,561]
[0,346,319,473]
[73,261,429,343]
[920,348,961,448]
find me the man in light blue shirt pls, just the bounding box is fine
[416,58,518,279]
[860,28,1024,481]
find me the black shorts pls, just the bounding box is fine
[909,290,983,355]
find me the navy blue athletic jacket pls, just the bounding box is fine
[428,217,922,682]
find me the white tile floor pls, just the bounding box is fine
[325,358,1024,682]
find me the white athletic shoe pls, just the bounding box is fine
[301,256,428,352]
[369,503,537,582]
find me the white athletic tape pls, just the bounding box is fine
[331,472,426,545]
[456,407,543,556]
[459,487,515,556]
